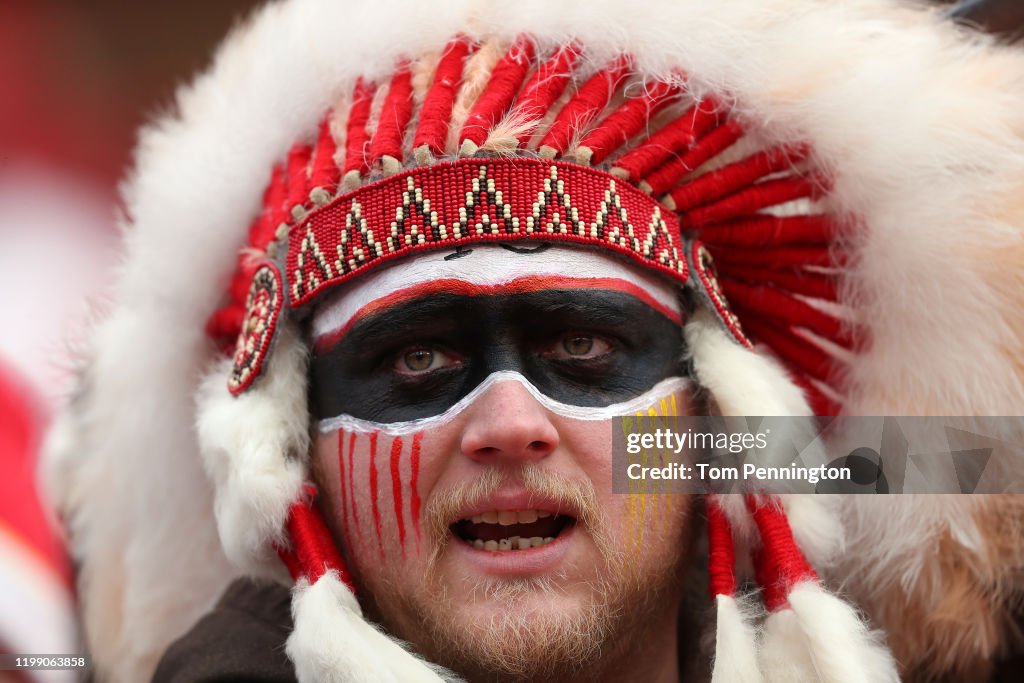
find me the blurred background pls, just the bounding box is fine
[0,3,258,681]
[0,1,1020,682]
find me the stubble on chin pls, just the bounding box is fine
[361,466,690,682]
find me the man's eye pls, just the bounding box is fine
[394,347,461,374]
[543,333,613,360]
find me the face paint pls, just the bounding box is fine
[319,372,690,435]
[328,428,428,559]
[309,239,697,683]
[309,245,685,424]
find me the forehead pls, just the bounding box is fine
[310,244,681,340]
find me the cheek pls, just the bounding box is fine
[315,428,448,570]
[562,390,693,558]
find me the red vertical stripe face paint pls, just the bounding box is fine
[368,431,384,556]
[330,430,424,561]
[389,436,407,557]
[337,429,348,532]
[347,431,361,540]
[410,431,423,548]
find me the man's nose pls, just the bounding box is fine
[460,380,560,464]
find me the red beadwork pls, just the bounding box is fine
[286,157,688,307]
[228,263,284,395]
[692,242,752,349]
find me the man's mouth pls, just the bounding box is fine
[450,509,576,551]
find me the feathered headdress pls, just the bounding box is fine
[44,1,1024,681]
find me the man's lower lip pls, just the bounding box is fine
[449,525,576,575]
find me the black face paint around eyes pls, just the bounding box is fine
[308,289,684,423]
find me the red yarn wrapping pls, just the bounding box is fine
[610,99,720,180]
[722,280,853,348]
[369,65,415,165]
[205,305,244,354]
[459,37,536,148]
[538,56,630,156]
[248,164,288,252]
[342,78,376,178]
[285,143,313,213]
[752,547,783,612]
[712,245,840,270]
[413,38,472,155]
[280,490,355,591]
[577,80,676,164]
[643,119,744,196]
[789,372,843,417]
[707,500,737,598]
[278,543,303,583]
[669,145,810,211]
[684,176,821,226]
[697,214,835,249]
[512,43,580,144]
[308,113,340,194]
[740,317,837,385]
[719,266,839,302]
[747,496,818,611]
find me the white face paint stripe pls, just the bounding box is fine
[311,244,681,342]
[317,373,691,436]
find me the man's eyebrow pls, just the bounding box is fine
[314,295,468,353]
[313,288,680,354]
[509,290,642,326]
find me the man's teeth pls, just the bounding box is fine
[472,536,555,551]
[471,510,552,525]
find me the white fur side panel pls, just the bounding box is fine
[287,572,460,683]
[42,313,237,682]
[686,310,812,419]
[759,608,820,683]
[196,320,308,577]
[711,594,764,683]
[787,581,900,683]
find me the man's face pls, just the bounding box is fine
[309,246,696,681]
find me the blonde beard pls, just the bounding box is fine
[360,466,691,682]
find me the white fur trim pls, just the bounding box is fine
[197,320,308,577]
[786,581,900,683]
[685,310,812,418]
[779,495,844,572]
[287,571,460,683]
[759,607,820,683]
[711,594,763,683]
